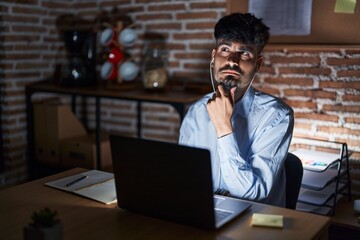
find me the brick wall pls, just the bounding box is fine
[1,0,72,186]
[1,1,359,195]
[253,46,360,194]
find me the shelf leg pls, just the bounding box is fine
[95,97,101,170]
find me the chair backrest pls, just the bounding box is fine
[284,152,303,209]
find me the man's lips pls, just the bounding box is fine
[221,70,241,76]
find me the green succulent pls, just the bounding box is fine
[30,207,60,228]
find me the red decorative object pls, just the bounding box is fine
[108,48,124,64]
[98,17,138,83]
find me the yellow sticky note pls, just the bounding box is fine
[334,0,357,13]
[251,213,283,228]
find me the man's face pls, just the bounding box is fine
[211,40,262,92]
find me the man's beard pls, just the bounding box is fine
[217,65,245,89]
[218,73,251,91]
[223,75,239,88]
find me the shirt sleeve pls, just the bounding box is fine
[179,106,195,146]
[179,95,211,147]
[217,112,294,201]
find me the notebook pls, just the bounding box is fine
[45,170,117,204]
[110,135,251,230]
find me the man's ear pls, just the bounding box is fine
[256,56,263,72]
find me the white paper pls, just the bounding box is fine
[292,149,340,171]
[45,170,117,204]
[249,0,313,36]
[76,180,117,204]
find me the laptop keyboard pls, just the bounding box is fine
[214,196,226,206]
[215,209,232,222]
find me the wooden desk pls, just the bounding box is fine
[1,168,330,240]
[25,81,203,171]
[329,197,360,240]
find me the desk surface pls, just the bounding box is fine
[26,80,205,104]
[331,196,360,229]
[0,168,330,240]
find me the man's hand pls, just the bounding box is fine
[206,85,236,138]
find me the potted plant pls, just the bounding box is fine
[23,207,63,240]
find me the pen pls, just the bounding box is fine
[64,175,87,188]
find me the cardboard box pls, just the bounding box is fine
[33,99,87,165]
[60,133,112,169]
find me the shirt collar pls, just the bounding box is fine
[234,86,255,118]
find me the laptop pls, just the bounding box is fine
[109,135,251,230]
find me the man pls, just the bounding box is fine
[179,13,294,207]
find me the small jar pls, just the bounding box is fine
[142,48,168,91]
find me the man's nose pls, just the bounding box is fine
[227,52,240,65]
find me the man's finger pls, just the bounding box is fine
[218,84,226,96]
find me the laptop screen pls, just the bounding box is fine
[110,135,217,229]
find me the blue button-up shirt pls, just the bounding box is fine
[179,86,294,207]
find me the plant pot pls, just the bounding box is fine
[23,222,63,240]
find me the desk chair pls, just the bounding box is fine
[285,152,303,209]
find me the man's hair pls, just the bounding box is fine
[214,13,270,54]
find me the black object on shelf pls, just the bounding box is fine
[293,139,352,216]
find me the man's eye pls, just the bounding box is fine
[240,51,251,59]
[240,51,250,56]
